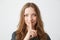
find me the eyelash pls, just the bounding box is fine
[32,14,36,16]
[24,14,28,16]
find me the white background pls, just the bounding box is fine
[0,0,60,40]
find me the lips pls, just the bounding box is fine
[28,21,33,23]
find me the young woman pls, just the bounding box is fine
[11,2,51,40]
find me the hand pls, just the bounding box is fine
[29,30,37,38]
[24,21,37,40]
[24,30,37,40]
[28,21,37,38]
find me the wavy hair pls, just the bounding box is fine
[16,2,47,40]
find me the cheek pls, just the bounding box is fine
[33,17,37,25]
[33,17,37,22]
[25,17,28,24]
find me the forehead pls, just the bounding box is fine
[24,7,36,14]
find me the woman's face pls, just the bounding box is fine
[24,7,37,28]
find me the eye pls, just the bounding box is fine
[32,14,36,16]
[24,14,28,17]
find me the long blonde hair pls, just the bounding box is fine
[16,2,47,40]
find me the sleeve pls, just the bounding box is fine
[30,33,51,40]
[30,37,39,40]
[11,31,16,40]
[46,33,51,40]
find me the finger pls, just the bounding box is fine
[30,35,32,38]
[30,31,37,38]
[31,30,37,33]
[29,21,33,30]
[31,30,37,35]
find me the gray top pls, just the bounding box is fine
[11,31,51,40]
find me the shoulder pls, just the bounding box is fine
[11,31,16,40]
[30,33,51,40]
[45,33,51,40]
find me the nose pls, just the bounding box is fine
[29,16,32,22]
